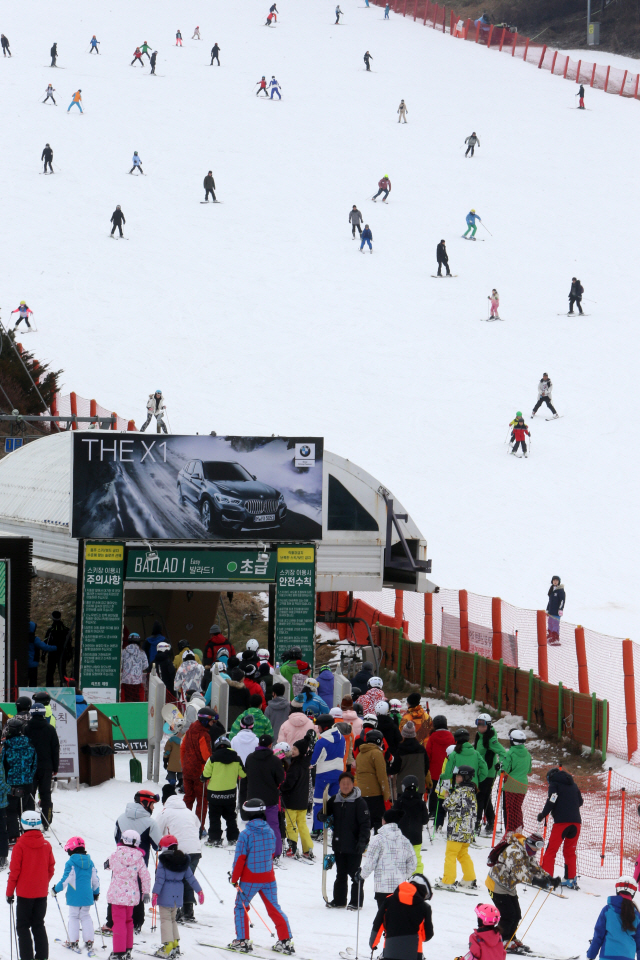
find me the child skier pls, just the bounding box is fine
[360,809,417,907]
[129,152,144,175]
[360,225,373,253]
[131,48,144,66]
[43,85,56,105]
[151,834,203,958]
[397,100,408,122]
[11,302,34,329]
[266,13,275,25]
[465,132,480,157]
[52,836,100,953]
[392,775,429,872]
[202,735,245,847]
[577,84,585,109]
[176,30,183,46]
[68,90,83,112]
[230,798,293,954]
[370,875,434,959]
[256,76,269,96]
[467,903,505,960]
[587,877,640,960]
[384,2,390,16]
[106,829,151,960]
[508,414,530,459]
[463,209,481,239]
[488,290,500,319]
[162,725,184,791]
[438,765,477,891]
[192,26,201,39]
[90,36,100,53]
[6,811,55,960]
[280,739,314,860]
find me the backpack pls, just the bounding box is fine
[486,836,511,867]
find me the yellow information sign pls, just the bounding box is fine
[277,546,315,564]
[86,544,124,561]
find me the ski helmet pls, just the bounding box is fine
[64,836,85,853]
[524,833,545,854]
[240,714,255,729]
[246,638,259,653]
[475,713,492,726]
[243,798,266,819]
[33,691,51,705]
[258,648,270,660]
[515,411,522,418]
[159,834,178,849]
[551,575,561,584]
[156,642,172,652]
[273,741,292,757]
[20,301,25,305]
[21,811,42,831]
[134,789,159,811]
[5,717,24,737]
[475,903,500,926]
[178,639,191,650]
[375,701,390,716]
[453,765,475,784]
[389,699,402,709]
[363,714,377,727]
[366,729,384,745]
[214,736,231,748]
[197,707,216,727]
[432,715,448,731]
[410,874,433,901]
[15,696,32,713]
[402,775,420,793]
[305,678,320,691]
[616,876,638,898]
[509,729,527,744]
[30,703,46,716]
[453,728,470,743]
[129,632,141,641]
[368,676,384,689]
[121,830,141,847]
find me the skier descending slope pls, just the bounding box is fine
[129,152,144,175]
[465,131,480,156]
[176,30,183,46]
[270,76,281,99]
[531,373,558,418]
[1,34,11,56]
[463,209,481,239]
[210,43,221,65]
[139,41,152,61]
[150,51,157,75]
[41,143,54,173]
[67,90,83,113]
[110,205,126,237]
[336,5,343,23]
[50,42,58,66]
[349,205,363,238]
[131,47,144,67]
[397,99,408,122]
[568,277,584,315]
[372,175,391,202]
[360,225,373,253]
[256,76,268,96]
[203,171,216,202]
[11,301,34,329]
[229,798,294,954]
[89,36,100,54]
[509,413,530,458]
[364,50,373,71]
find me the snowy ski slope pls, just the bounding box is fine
[1,0,638,637]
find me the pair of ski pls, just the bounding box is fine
[197,943,307,960]
[54,938,98,957]
[200,200,223,204]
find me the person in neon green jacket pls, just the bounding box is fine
[474,713,507,835]
[502,729,532,833]
[442,729,488,786]
[229,704,273,740]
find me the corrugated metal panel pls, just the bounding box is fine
[0,432,70,525]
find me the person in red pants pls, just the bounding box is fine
[180,708,224,828]
[538,767,583,889]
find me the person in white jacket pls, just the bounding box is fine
[231,716,259,764]
[359,809,417,908]
[531,372,559,419]
[155,794,202,921]
[141,390,167,433]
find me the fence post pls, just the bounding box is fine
[604,65,611,92]
[486,24,494,46]
[602,699,608,762]
[491,597,502,661]
[402,0,408,14]
[563,55,569,78]
[575,625,589,694]
[526,668,534,724]
[459,589,469,652]
[397,628,404,690]
[442,6,446,32]
[512,31,518,55]
[111,411,118,431]
[620,69,628,95]
[394,590,403,629]
[464,18,471,38]
[413,0,419,20]
[576,59,581,81]
[557,681,563,739]
[536,610,548,682]
[635,74,639,98]
[497,658,504,715]
[445,645,452,697]
[524,37,530,61]
[433,3,438,28]
[590,62,597,86]
[89,399,97,426]
[423,0,429,25]
[127,420,136,431]
[537,44,547,68]
[550,51,558,74]
[499,27,506,50]
[69,392,79,430]
[622,638,638,761]
[424,593,433,645]
[450,9,455,33]
[591,692,597,755]
[620,788,627,875]
[600,767,612,865]
[471,652,479,702]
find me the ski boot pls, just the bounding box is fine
[154,944,174,958]
[101,926,113,937]
[561,877,579,890]
[85,941,97,957]
[301,850,315,862]
[506,940,530,954]
[170,942,181,958]
[273,940,295,955]
[459,879,477,889]
[285,841,297,858]
[205,838,223,848]
[227,940,253,953]
[64,942,80,953]
[108,953,127,960]
[434,879,457,891]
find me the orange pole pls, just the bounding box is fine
[620,788,626,875]
[576,59,581,81]
[590,62,597,86]
[622,639,638,761]
[486,24,494,46]
[491,773,504,846]
[538,44,547,68]
[600,767,612,866]
[70,391,78,431]
[394,590,403,630]
[575,626,589,694]
[459,589,469,652]
[512,31,518,55]
[424,593,433,644]
[128,419,136,431]
[620,69,628,95]
[604,65,611,92]
[492,597,502,661]
[536,610,548,682]
[111,411,118,431]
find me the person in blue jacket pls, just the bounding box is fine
[317,666,334,707]
[463,209,481,239]
[151,835,203,958]
[89,36,100,54]
[129,152,144,175]
[28,622,56,687]
[52,835,100,951]
[587,876,640,960]
[145,622,167,665]
[360,225,373,253]
[293,680,328,718]
[384,3,390,17]
[310,715,345,834]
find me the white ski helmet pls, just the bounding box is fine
[121,829,141,847]
[305,678,320,691]
[363,714,377,726]
[246,638,259,653]
[375,701,390,716]
[389,699,402,709]
[273,741,291,756]
[21,810,41,831]
[258,648,270,660]
[509,729,527,744]
[476,713,492,726]
[616,876,638,898]
[368,676,384,689]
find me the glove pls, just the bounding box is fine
[151,893,158,907]
[143,894,151,905]
[6,895,14,904]
[353,868,362,884]
[531,876,547,888]
[316,812,327,823]
[51,887,57,897]
[536,812,545,822]
[94,893,100,901]
[551,877,562,889]
[163,759,168,770]
[199,774,207,783]
[558,611,563,618]
[198,890,205,905]
[228,871,236,886]
[384,800,392,811]
[104,859,110,870]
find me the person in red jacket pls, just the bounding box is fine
[425,716,455,826]
[203,625,236,668]
[7,810,55,960]
[509,414,530,458]
[180,708,221,827]
[242,664,267,710]
[131,46,144,66]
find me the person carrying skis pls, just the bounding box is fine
[587,877,640,960]
[508,414,530,458]
[577,84,585,109]
[360,808,417,907]
[398,99,408,122]
[569,277,584,314]
[474,714,506,837]
[6,811,55,960]
[537,767,582,889]
[89,36,100,53]
[546,576,565,646]
[372,175,391,202]
[151,834,203,957]
[129,151,144,175]
[176,30,183,46]
[531,372,558,418]
[110,205,126,237]
[467,902,505,960]
[270,76,281,99]
[210,43,220,65]
[437,765,477,891]
[106,829,151,960]
[192,26,201,39]
[1,34,11,57]
[67,89,83,112]
[463,209,481,239]
[41,144,54,173]
[50,42,58,67]
[364,50,373,70]
[465,131,480,156]
[131,47,144,66]
[436,239,451,276]
[43,85,56,105]
[141,390,167,432]
[52,836,100,953]
[384,2,391,16]
[485,831,559,951]
[502,730,531,831]
[336,5,343,22]
[11,302,34,330]
[204,171,216,201]
[229,798,293,954]
[150,50,158,74]
[488,289,500,319]
[370,874,434,960]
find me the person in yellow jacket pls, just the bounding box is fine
[173,640,202,671]
[201,736,245,847]
[32,692,56,728]
[67,89,82,113]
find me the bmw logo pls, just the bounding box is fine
[300,445,311,458]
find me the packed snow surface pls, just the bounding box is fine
[1,0,638,637]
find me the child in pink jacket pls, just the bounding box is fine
[465,903,505,960]
[488,290,500,320]
[106,830,151,959]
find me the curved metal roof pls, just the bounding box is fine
[0,431,70,527]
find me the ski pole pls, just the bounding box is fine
[431,795,441,840]
[480,221,493,236]
[197,863,224,903]
[355,872,362,960]
[52,889,70,940]
[94,902,107,950]
[518,890,551,943]
[31,794,63,847]
[230,876,274,937]
[506,888,540,949]
[11,901,19,960]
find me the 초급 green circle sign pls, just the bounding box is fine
[227,561,238,573]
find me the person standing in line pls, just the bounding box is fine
[577,83,585,108]
[336,5,343,23]
[154,793,204,922]
[2,720,38,844]
[131,47,144,66]
[210,43,220,65]
[537,767,583,889]
[203,171,216,201]
[120,634,149,701]
[25,701,59,831]
[139,41,152,61]
[502,730,531,831]
[176,30,183,46]
[265,683,290,740]
[436,239,451,276]
[568,277,584,314]
[50,42,58,66]
[256,76,269,96]
[44,610,68,686]
[110,205,126,237]
[150,50,158,74]
[1,34,11,56]
[310,716,345,838]
[438,765,477,891]
[43,85,56,104]
[397,99,408,122]
[41,144,54,173]
[463,208,481,239]
[546,576,565,646]
[531,372,558,418]
[372,175,391,202]
[319,771,371,909]
[270,76,281,99]
[473,714,506,837]
[354,729,389,834]
[280,739,314,860]
[7,811,55,960]
[364,50,373,70]
[360,808,417,907]
[129,151,144,175]
[391,775,429,873]
[11,301,34,330]
[192,26,201,39]
[201,736,245,849]
[349,205,363,238]
[151,835,203,958]
[28,623,55,686]
[67,89,83,112]
[509,414,530,458]
[465,131,480,156]
[89,36,100,53]
[105,829,151,960]
[488,289,500,319]
[369,875,434,959]
[181,708,219,827]
[52,836,100,952]
[360,224,373,253]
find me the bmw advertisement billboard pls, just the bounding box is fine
[71,434,323,541]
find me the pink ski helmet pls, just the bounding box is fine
[475,903,500,926]
[64,836,85,853]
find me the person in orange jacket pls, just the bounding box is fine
[67,89,83,112]
[7,810,55,960]
[180,708,224,826]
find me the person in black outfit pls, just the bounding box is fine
[110,205,126,237]
[577,84,585,108]
[537,767,583,885]
[154,642,177,696]
[319,771,371,909]
[568,277,584,314]
[210,43,220,65]
[352,660,374,692]
[437,239,451,276]
[280,739,312,857]
[41,144,53,174]
[391,775,429,854]
[243,735,284,825]
[374,703,402,757]
[204,171,216,201]
[25,703,59,830]
[1,35,11,57]
[364,51,373,71]
[150,50,158,74]
[44,610,68,686]
[50,42,57,66]
[546,575,565,646]
[369,875,433,956]
[204,736,243,846]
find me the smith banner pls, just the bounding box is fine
[71,435,323,541]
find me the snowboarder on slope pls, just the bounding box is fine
[89,36,100,54]
[129,152,143,175]
[1,35,11,57]
[229,798,293,954]
[270,76,281,99]
[465,132,480,156]
[204,171,216,201]
[568,277,584,314]
[131,47,144,66]
[41,144,54,173]
[397,99,408,122]
[349,205,363,238]
[372,175,391,202]
[463,209,481,239]
[509,414,529,458]
[210,43,220,65]
[141,391,167,433]
[110,205,126,238]
[50,42,58,66]
[364,51,373,70]
[488,289,500,319]
[436,240,451,276]
[192,26,201,39]
[360,226,373,253]
[11,302,34,329]
[150,51,157,74]
[546,576,565,646]
[336,5,343,23]
[370,875,434,958]
[531,373,558,418]
[577,84,585,108]
[176,30,183,46]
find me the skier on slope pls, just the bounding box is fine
[349,205,363,238]
[270,4,279,15]
[131,47,144,67]
[192,26,201,39]
[266,13,276,26]
[531,372,558,418]
[67,89,83,113]
[141,391,167,433]
[110,205,126,238]
[436,240,451,276]
[204,171,216,201]
[488,289,500,319]
[50,42,58,67]
[372,175,391,202]
[176,30,183,46]
[150,50,158,74]
[210,43,221,65]
[537,767,582,889]
[546,576,565,647]
[1,34,11,57]
[256,76,268,96]
[577,84,585,109]
[465,131,480,156]
[41,144,54,173]
[43,84,56,104]
[508,413,530,458]
[568,277,584,315]
[89,36,100,54]
[364,50,373,71]
[397,99,408,122]
[370,874,434,960]
[270,76,281,99]
[129,152,144,175]
[229,798,294,954]
[384,2,391,17]
[485,831,559,951]
[336,5,343,23]
[11,302,34,330]
[463,209,481,239]
[139,41,152,61]
[464,903,504,960]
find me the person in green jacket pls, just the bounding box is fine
[473,713,507,836]
[202,735,246,846]
[229,701,274,740]
[502,729,532,832]
[139,39,152,60]
[279,647,303,697]
[442,729,488,786]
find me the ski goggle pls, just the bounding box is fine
[525,836,544,851]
